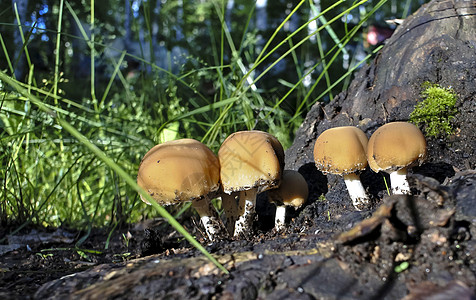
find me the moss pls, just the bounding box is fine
[409,82,458,137]
[317,194,327,202]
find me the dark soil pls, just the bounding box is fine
[2,170,476,299]
[2,0,476,299]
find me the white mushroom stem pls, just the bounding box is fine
[274,205,287,232]
[220,192,238,236]
[233,188,258,237]
[342,173,369,210]
[389,167,410,195]
[192,198,221,241]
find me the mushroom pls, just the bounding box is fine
[313,126,370,210]
[219,189,239,236]
[268,170,309,232]
[137,138,223,241]
[218,130,284,237]
[367,122,427,194]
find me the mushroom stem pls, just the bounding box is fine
[233,188,258,237]
[342,173,369,210]
[389,167,410,194]
[220,192,238,236]
[192,198,222,241]
[274,205,287,232]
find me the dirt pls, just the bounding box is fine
[2,170,475,299]
[1,0,476,299]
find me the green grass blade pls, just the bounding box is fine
[293,0,387,115]
[157,96,239,136]
[0,33,15,76]
[13,3,33,73]
[90,0,96,103]
[0,71,229,274]
[314,45,383,101]
[54,0,65,101]
[65,2,90,41]
[234,0,345,95]
[100,51,127,108]
[237,0,368,99]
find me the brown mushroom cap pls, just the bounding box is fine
[367,122,427,172]
[137,139,220,205]
[313,126,368,175]
[218,130,284,194]
[268,170,308,207]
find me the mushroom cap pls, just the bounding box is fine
[218,130,284,194]
[268,170,308,207]
[313,126,368,175]
[367,122,427,172]
[137,139,220,205]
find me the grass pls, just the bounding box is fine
[0,0,422,270]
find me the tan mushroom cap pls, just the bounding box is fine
[367,122,427,172]
[137,139,220,205]
[313,126,368,175]
[218,130,284,194]
[268,170,308,207]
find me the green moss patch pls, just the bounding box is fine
[410,82,458,137]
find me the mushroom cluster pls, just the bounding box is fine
[218,130,285,237]
[137,122,426,242]
[137,130,304,241]
[313,122,427,210]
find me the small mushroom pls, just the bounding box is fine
[137,139,223,241]
[367,122,427,195]
[268,170,309,232]
[313,126,370,210]
[218,130,284,237]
